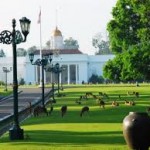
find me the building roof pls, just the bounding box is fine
[33,49,83,55]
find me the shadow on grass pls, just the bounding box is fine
[1,130,125,146]
[22,105,147,126]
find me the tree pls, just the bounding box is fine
[45,40,51,49]
[0,49,6,57]
[64,37,79,49]
[88,74,104,84]
[92,33,112,55]
[103,54,123,82]
[131,0,150,43]
[121,42,150,81]
[17,48,27,57]
[104,0,150,81]
[107,0,150,53]
[27,46,37,54]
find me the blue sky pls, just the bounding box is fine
[0,0,117,56]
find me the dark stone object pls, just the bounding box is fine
[123,112,150,150]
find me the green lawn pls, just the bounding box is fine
[1,84,150,150]
[0,87,12,97]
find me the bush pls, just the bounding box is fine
[88,74,104,84]
[0,81,5,85]
[19,78,25,85]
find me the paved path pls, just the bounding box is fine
[0,87,51,120]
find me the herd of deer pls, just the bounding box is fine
[75,91,138,109]
[31,104,89,117]
[29,90,140,118]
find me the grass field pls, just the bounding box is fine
[0,84,150,150]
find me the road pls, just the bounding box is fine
[0,87,51,120]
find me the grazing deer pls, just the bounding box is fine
[135,92,139,98]
[129,100,135,106]
[49,105,53,115]
[75,100,81,105]
[127,91,139,98]
[33,106,48,117]
[46,99,56,106]
[125,100,130,105]
[125,100,135,106]
[80,106,89,117]
[79,95,87,100]
[85,92,93,97]
[61,105,67,117]
[112,101,119,107]
[127,91,134,95]
[99,99,105,108]
[93,95,98,99]
[99,92,103,96]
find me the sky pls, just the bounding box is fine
[0,0,117,56]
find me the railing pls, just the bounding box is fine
[0,89,54,137]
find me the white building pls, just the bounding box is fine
[0,27,115,84]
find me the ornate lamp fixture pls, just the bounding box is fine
[29,52,53,107]
[0,17,31,140]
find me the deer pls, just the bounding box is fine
[49,105,54,115]
[61,105,67,117]
[33,106,48,117]
[112,101,119,107]
[125,100,135,106]
[99,99,105,108]
[80,106,89,117]
[85,92,93,97]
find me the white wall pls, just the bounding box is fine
[0,54,115,84]
[0,57,26,84]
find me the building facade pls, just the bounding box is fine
[0,27,115,84]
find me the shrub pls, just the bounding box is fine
[88,74,104,84]
[19,78,25,85]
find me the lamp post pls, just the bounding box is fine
[55,63,61,95]
[52,82,55,101]
[53,63,64,96]
[2,67,12,91]
[46,63,64,96]
[29,52,53,107]
[0,17,31,140]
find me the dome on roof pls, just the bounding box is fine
[52,26,62,36]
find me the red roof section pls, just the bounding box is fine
[34,49,83,55]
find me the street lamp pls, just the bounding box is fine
[53,63,64,96]
[2,67,12,91]
[0,17,31,140]
[29,52,53,108]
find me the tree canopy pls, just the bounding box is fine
[17,48,27,57]
[103,0,150,82]
[92,33,112,55]
[64,37,79,49]
[0,49,6,57]
[27,46,37,54]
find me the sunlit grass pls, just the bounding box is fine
[0,84,150,150]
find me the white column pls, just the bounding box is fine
[35,66,38,84]
[60,72,62,84]
[75,64,78,84]
[50,72,53,83]
[44,69,46,84]
[68,64,70,85]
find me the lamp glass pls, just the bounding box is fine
[49,52,53,63]
[19,17,31,37]
[29,53,34,63]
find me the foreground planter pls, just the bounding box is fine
[123,112,150,150]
